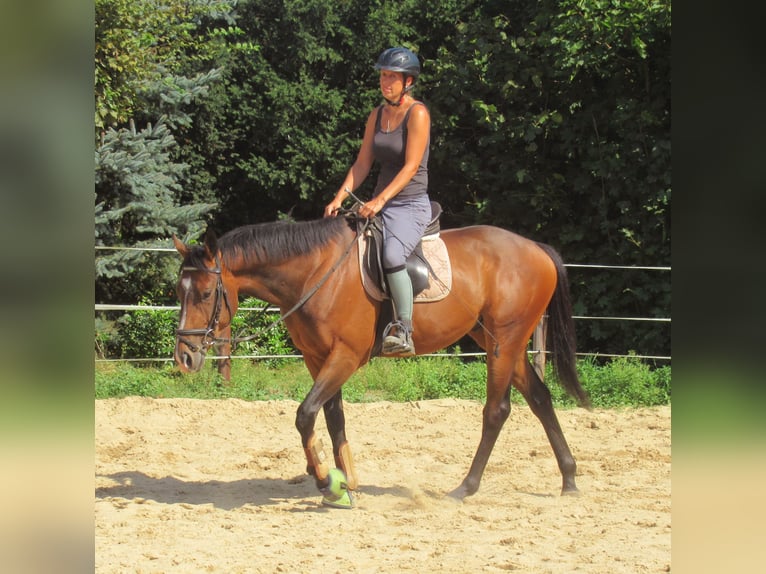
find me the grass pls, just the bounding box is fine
[95,355,670,408]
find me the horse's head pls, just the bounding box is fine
[172,229,235,373]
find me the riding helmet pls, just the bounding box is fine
[374,47,421,79]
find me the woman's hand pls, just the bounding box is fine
[358,196,386,219]
[324,199,344,218]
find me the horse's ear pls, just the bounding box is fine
[203,228,218,257]
[172,234,189,257]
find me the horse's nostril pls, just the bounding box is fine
[183,353,193,370]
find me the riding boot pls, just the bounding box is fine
[382,269,415,356]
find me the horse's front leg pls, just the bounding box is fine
[214,336,232,383]
[323,391,359,490]
[295,352,360,498]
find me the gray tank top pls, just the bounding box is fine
[372,102,429,198]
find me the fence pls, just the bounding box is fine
[95,246,671,371]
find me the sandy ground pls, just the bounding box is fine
[95,397,671,573]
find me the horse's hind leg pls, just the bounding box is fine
[519,360,579,495]
[448,351,514,500]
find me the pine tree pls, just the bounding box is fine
[94,0,241,303]
[95,119,215,302]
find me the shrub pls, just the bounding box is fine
[95,296,297,363]
[576,355,671,407]
[229,297,296,365]
[115,299,177,360]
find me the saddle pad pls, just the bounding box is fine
[357,233,452,302]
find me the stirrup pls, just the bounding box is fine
[382,321,415,356]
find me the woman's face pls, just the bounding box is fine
[379,70,409,100]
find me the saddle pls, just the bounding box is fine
[355,201,452,303]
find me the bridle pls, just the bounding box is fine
[175,253,233,354]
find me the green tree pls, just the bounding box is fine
[95,119,215,302]
[417,0,670,356]
[191,0,420,228]
[95,0,250,304]
[542,0,671,356]
[95,0,241,131]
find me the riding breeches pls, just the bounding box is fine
[379,194,431,272]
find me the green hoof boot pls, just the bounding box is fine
[320,468,355,509]
[322,488,354,509]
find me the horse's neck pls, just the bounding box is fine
[230,251,334,308]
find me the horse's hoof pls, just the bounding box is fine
[561,487,581,497]
[320,468,354,509]
[322,489,354,509]
[447,485,470,501]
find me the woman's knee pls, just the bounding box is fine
[382,252,406,270]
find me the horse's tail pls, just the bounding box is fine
[537,243,592,410]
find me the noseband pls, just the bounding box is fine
[175,254,233,354]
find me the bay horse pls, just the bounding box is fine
[172,215,590,503]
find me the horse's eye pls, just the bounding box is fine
[201,290,213,300]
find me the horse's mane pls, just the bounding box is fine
[218,216,351,266]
